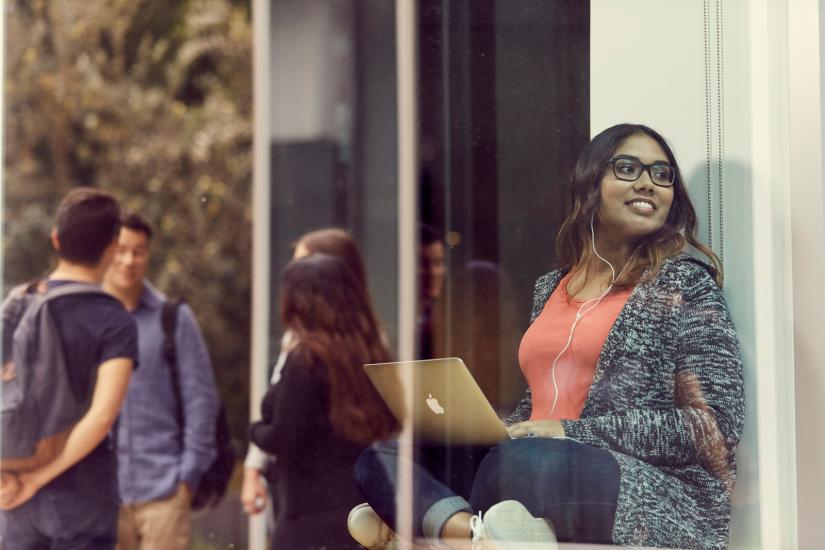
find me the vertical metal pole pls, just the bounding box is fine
[249,0,271,548]
[397,0,418,360]
[396,0,418,546]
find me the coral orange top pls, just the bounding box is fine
[518,271,633,420]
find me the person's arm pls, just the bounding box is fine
[244,443,270,471]
[1,357,133,510]
[559,271,745,477]
[241,442,273,515]
[241,343,290,515]
[175,304,220,491]
[249,355,323,456]
[241,464,269,515]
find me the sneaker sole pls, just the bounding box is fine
[482,501,557,550]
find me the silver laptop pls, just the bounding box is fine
[364,357,510,445]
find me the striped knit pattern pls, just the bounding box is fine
[505,254,744,550]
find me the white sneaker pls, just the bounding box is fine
[470,500,557,550]
[347,503,399,549]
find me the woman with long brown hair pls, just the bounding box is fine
[241,228,385,517]
[350,124,744,550]
[249,253,396,550]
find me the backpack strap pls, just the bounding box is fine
[23,279,45,295]
[161,299,185,429]
[3,281,43,331]
[3,281,113,368]
[8,281,109,305]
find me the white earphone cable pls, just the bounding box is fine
[548,216,629,417]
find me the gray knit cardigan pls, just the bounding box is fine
[505,254,744,550]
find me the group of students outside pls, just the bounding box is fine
[1,189,220,549]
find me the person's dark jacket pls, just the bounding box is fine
[250,353,364,550]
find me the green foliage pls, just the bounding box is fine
[3,0,253,445]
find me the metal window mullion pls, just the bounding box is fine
[396,0,418,546]
[249,1,272,549]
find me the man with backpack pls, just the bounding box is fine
[102,213,220,550]
[0,188,138,549]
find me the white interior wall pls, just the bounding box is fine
[791,1,825,548]
[744,1,798,547]
[592,1,799,547]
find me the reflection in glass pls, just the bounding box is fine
[416,0,590,413]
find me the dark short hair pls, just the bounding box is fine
[54,187,121,266]
[121,212,153,241]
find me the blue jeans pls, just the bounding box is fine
[0,489,118,550]
[353,437,620,543]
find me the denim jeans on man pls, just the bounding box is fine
[354,437,620,543]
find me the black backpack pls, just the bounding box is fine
[2,282,118,471]
[161,299,236,511]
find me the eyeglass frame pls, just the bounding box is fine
[606,155,676,188]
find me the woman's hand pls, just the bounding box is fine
[0,471,41,510]
[507,419,565,439]
[241,468,268,515]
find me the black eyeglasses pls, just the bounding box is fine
[607,156,676,187]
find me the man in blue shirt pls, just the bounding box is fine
[103,213,219,550]
[0,188,138,549]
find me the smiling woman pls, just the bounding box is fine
[349,124,744,550]
[597,135,675,255]
[505,123,742,548]
[558,124,722,300]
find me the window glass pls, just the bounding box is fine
[415,0,589,413]
[267,0,398,355]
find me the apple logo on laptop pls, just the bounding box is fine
[426,393,445,415]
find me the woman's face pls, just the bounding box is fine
[596,133,675,245]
